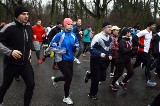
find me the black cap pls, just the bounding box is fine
[14,6,28,18]
[147,20,155,27]
[102,21,111,29]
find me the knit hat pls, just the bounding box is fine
[14,6,28,18]
[56,21,62,25]
[102,21,111,29]
[63,18,73,26]
[121,27,131,36]
[147,20,155,27]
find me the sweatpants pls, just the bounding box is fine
[33,41,41,60]
[0,61,35,106]
[112,62,134,84]
[133,52,152,81]
[55,60,73,98]
[89,58,110,96]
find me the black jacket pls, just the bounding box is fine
[0,20,33,65]
[116,38,132,63]
[152,33,160,54]
[73,25,82,41]
[47,26,61,43]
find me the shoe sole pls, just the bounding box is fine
[88,95,98,100]
[63,100,74,105]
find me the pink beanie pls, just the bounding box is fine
[63,18,73,26]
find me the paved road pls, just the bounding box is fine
[0,53,159,106]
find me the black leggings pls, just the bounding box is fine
[82,42,90,54]
[151,93,160,106]
[109,58,116,73]
[112,62,134,84]
[56,60,73,98]
[75,40,83,59]
[0,61,35,106]
[133,52,152,81]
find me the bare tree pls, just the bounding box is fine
[79,0,112,32]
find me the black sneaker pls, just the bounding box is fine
[88,94,98,100]
[119,81,127,91]
[42,54,50,62]
[85,71,90,83]
[15,76,20,81]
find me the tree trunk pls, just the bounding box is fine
[51,0,55,23]
[63,0,68,18]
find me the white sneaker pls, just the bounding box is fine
[51,76,57,87]
[74,58,81,64]
[140,63,144,69]
[110,73,114,77]
[147,80,157,87]
[76,59,81,64]
[74,58,77,62]
[122,73,127,78]
[63,96,73,105]
[115,80,119,85]
[82,53,86,57]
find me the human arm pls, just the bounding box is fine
[48,32,66,54]
[119,39,131,54]
[132,35,144,48]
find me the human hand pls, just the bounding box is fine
[79,31,83,35]
[109,56,112,60]
[11,50,22,59]
[33,35,37,39]
[42,34,45,37]
[100,53,106,58]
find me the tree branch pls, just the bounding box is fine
[79,0,97,18]
[0,2,12,14]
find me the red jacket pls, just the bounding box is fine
[32,25,46,42]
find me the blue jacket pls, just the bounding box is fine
[90,31,112,60]
[49,30,79,62]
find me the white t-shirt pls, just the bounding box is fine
[137,29,152,53]
[46,27,52,36]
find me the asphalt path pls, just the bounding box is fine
[0,53,159,106]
